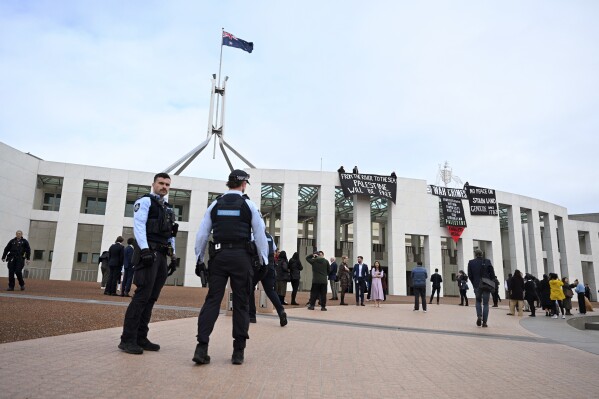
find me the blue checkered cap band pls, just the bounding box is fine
[228,169,250,183]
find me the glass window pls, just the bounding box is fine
[91,253,100,264]
[77,252,88,263]
[49,251,53,262]
[33,250,44,260]
[85,197,107,215]
[124,200,136,218]
[81,180,108,215]
[42,193,61,211]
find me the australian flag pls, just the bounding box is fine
[222,31,253,53]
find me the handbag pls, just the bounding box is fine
[479,261,495,292]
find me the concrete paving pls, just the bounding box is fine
[1,301,598,399]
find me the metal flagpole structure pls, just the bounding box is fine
[163,29,255,175]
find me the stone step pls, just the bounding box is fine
[585,322,599,331]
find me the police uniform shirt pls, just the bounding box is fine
[133,193,176,252]
[195,190,268,265]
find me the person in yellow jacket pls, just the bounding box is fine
[548,273,566,319]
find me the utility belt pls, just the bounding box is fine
[209,241,252,257]
[149,241,170,255]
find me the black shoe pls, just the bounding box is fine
[20,286,25,291]
[192,343,210,364]
[279,312,288,327]
[476,317,482,327]
[282,301,289,305]
[249,317,257,323]
[231,349,244,365]
[492,305,498,307]
[307,306,314,310]
[340,302,348,306]
[118,342,143,355]
[6,287,14,291]
[110,293,118,296]
[529,315,536,317]
[291,302,300,305]
[321,307,327,311]
[482,322,488,328]
[138,338,160,351]
[103,292,110,295]
[360,303,365,306]
[459,303,464,306]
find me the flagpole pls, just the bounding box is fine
[214,28,224,159]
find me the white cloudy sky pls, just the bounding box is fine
[1,1,598,213]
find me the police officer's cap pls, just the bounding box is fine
[228,169,250,184]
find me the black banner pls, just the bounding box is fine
[338,173,397,204]
[440,197,467,227]
[428,185,467,199]
[465,184,498,216]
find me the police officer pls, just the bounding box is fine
[119,173,178,354]
[248,229,287,327]
[193,169,268,366]
[2,230,31,291]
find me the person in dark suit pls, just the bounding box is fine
[353,256,368,306]
[121,237,135,297]
[104,236,124,296]
[467,249,496,328]
[328,257,338,300]
[429,268,442,304]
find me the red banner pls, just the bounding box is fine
[447,226,465,243]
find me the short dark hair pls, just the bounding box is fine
[435,268,438,272]
[154,172,171,182]
[127,237,135,245]
[226,180,243,189]
[115,236,124,243]
[417,261,423,266]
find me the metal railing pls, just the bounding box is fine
[23,267,51,280]
[72,269,98,282]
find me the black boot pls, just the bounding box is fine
[192,343,210,364]
[231,349,244,365]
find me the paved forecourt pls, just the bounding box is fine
[1,302,598,399]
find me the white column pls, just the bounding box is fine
[526,209,544,278]
[184,188,208,287]
[386,202,406,295]
[100,173,128,260]
[50,175,84,280]
[280,182,299,255]
[317,183,335,259]
[542,214,560,274]
[353,196,372,267]
[457,237,474,297]
[424,235,443,297]
[555,216,569,277]
[506,205,525,275]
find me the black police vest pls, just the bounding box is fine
[266,233,275,264]
[211,194,252,244]
[143,194,176,245]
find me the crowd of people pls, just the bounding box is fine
[3,170,596,367]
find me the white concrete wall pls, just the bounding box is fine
[2,141,598,296]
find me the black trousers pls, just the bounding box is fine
[492,291,500,306]
[197,249,252,350]
[290,279,300,303]
[414,286,427,310]
[354,279,366,304]
[308,282,327,308]
[249,265,284,318]
[460,289,469,305]
[7,259,25,288]
[105,266,121,294]
[526,298,536,316]
[577,292,586,314]
[429,287,440,303]
[121,267,134,294]
[121,252,167,344]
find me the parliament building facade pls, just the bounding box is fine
[2,141,598,300]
